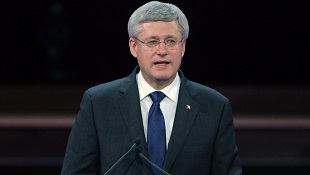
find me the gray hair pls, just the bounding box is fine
[128,1,189,40]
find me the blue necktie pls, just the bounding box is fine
[148,91,166,175]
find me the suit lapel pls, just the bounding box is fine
[163,72,200,172]
[117,67,149,156]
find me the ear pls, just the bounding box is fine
[181,39,186,57]
[129,38,138,58]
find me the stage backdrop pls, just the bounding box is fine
[1,0,308,85]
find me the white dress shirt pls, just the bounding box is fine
[136,71,180,148]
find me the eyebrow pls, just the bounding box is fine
[146,35,178,40]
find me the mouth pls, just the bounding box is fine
[154,60,170,65]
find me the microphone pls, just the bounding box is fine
[104,138,141,175]
[136,147,171,175]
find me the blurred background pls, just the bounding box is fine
[0,0,309,174]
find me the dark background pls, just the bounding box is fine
[1,0,309,86]
[0,0,309,175]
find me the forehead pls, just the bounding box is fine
[138,20,181,38]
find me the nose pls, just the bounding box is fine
[156,42,168,56]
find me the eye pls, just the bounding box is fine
[165,39,177,46]
[146,40,160,47]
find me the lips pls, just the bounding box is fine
[154,60,170,65]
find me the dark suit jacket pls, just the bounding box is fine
[61,67,242,175]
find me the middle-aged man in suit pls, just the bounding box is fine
[62,1,242,174]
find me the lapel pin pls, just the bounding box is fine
[186,104,191,110]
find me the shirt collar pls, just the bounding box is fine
[136,71,180,103]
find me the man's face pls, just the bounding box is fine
[129,20,186,90]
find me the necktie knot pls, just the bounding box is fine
[150,91,165,103]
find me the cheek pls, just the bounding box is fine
[174,53,183,64]
[176,58,183,68]
[136,51,154,64]
[136,54,150,67]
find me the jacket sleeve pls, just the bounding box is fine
[211,99,242,175]
[61,90,99,175]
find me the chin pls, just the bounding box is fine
[154,74,175,82]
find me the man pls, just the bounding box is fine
[61,1,242,174]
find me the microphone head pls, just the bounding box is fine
[133,138,141,146]
[135,145,143,153]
